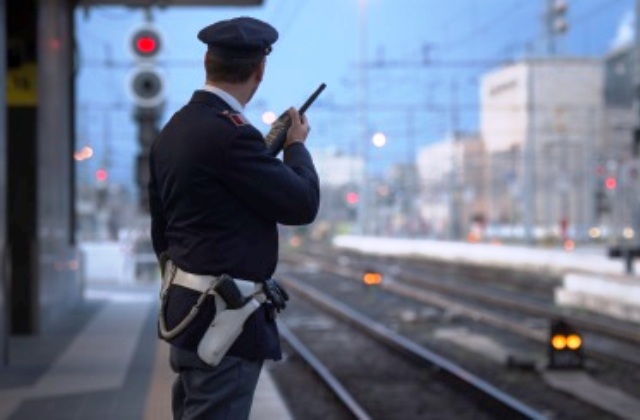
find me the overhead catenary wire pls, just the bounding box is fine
[435,0,535,54]
[75,2,634,186]
[573,0,632,25]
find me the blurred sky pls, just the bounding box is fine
[75,0,635,187]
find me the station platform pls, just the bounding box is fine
[0,284,292,420]
[334,235,640,323]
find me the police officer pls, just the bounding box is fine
[148,16,320,419]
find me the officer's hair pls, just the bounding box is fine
[205,52,263,83]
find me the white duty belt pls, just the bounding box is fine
[170,266,264,297]
[158,260,265,341]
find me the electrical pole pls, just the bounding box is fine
[630,0,640,269]
[635,0,640,213]
[449,79,461,240]
[521,0,570,245]
[545,0,568,55]
[608,0,640,274]
[523,60,536,245]
[357,0,370,236]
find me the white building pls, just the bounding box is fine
[602,43,639,237]
[310,147,363,187]
[480,58,604,239]
[416,133,485,239]
[416,140,453,238]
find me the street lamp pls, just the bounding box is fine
[262,111,277,125]
[357,0,370,235]
[372,132,386,148]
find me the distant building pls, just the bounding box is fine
[457,134,488,236]
[603,42,635,161]
[604,43,635,109]
[310,147,363,187]
[602,43,638,235]
[416,140,454,238]
[480,58,604,239]
[416,132,486,239]
[308,148,364,232]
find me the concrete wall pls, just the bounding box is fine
[0,0,7,363]
[7,0,39,334]
[37,0,82,329]
[6,0,80,335]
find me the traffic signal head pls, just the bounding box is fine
[551,0,568,34]
[127,25,164,109]
[130,26,161,59]
[548,319,584,369]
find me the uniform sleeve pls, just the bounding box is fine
[219,129,320,225]
[148,144,168,258]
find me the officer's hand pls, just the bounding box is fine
[263,279,289,312]
[284,107,310,149]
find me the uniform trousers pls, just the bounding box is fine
[169,345,264,420]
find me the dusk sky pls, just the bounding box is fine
[74,0,635,189]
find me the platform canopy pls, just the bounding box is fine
[75,0,263,6]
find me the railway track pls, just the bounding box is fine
[272,275,546,420]
[283,249,640,368]
[277,323,372,420]
[272,248,640,418]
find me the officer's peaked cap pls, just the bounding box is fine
[198,17,278,59]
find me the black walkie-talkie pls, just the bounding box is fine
[264,83,326,156]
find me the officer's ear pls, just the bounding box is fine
[255,58,266,83]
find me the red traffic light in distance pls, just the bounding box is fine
[346,192,359,205]
[95,169,108,182]
[131,27,161,58]
[605,176,617,190]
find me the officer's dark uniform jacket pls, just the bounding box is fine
[148,89,320,360]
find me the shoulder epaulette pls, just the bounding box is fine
[220,110,248,127]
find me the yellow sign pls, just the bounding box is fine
[7,63,37,106]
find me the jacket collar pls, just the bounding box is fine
[189,90,234,111]
[200,85,244,112]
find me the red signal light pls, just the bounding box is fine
[605,176,617,190]
[136,36,157,54]
[346,192,359,205]
[131,28,161,58]
[95,169,108,182]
